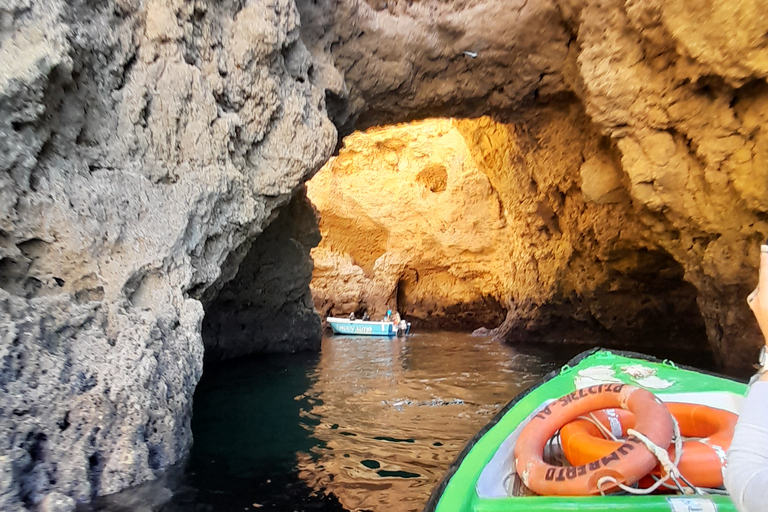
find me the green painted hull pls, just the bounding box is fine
[425,349,748,512]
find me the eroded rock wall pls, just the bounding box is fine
[309,118,510,329]
[301,0,768,371]
[297,0,573,130]
[202,188,323,360]
[559,0,768,370]
[309,107,708,350]
[0,0,334,508]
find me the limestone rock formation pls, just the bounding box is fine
[309,110,708,352]
[2,0,768,507]
[0,0,334,508]
[296,0,573,130]
[301,0,768,371]
[309,119,510,329]
[203,189,323,360]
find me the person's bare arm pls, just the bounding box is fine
[752,247,768,382]
[725,243,768,512]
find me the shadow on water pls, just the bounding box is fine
[81,332,722,512]
[167,350,348,512]
[83,351,346,512]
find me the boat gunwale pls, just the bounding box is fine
[327,317,397,325]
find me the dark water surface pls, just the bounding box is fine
[86,332,712,512]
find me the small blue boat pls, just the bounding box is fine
[327,317,410,337]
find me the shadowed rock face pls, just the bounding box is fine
[296,0,573,131]
[1,0,767,508]
[0,0,334,508]
[202,189,323,360]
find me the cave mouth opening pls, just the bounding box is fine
[200,95,713,368]
[302,108,711,365]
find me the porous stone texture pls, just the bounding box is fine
[3,0,768,507]
[308,110,708,351]
[557,0,768,371]
[301,0,768,371]
[297,0,573,130]
[202,188,323,360]
[0,0,335,508]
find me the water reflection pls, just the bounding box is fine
[297,332,558,512]
[83,332,567,512]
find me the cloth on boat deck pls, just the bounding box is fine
[725,381,768,512]
[573,364,672,389]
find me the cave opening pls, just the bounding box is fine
[191,105,716,512]
[201,97,714,366]
[300,103,710,364]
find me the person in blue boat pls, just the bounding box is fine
[384,309,392,322]
[725,240,768,512]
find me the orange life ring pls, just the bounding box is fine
[513,384,673,496]
[560,402,737,488]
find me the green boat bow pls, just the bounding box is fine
[425,349,748,512]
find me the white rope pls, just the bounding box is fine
[575,413,620,441]
[554,410,726,497]
[596,415,703,496]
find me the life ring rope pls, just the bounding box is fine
[596,417,686,495]
[576,411,693,494]
[513,384,676,496]
[578,412,620,441]
[562,402,737,493]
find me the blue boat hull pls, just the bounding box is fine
[327,317,396,336]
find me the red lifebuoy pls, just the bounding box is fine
[560,402,737,488]
[513,384,673,496]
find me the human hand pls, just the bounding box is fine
[747,242,768,345]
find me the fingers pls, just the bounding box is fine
[760,247,768,295]
[748,245,768,309]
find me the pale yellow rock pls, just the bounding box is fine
[580,154,624,204]
[308,110,691,341]
[144,0,182,41]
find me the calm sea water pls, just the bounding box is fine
[84,332,714,512]
[179,332,579,512]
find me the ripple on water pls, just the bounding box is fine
[86,331,565,512]
[295,331,560,512]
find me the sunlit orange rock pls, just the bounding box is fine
[308,106,710,355]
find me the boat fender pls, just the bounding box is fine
[513,384,674,496]
[560,403,737,488]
